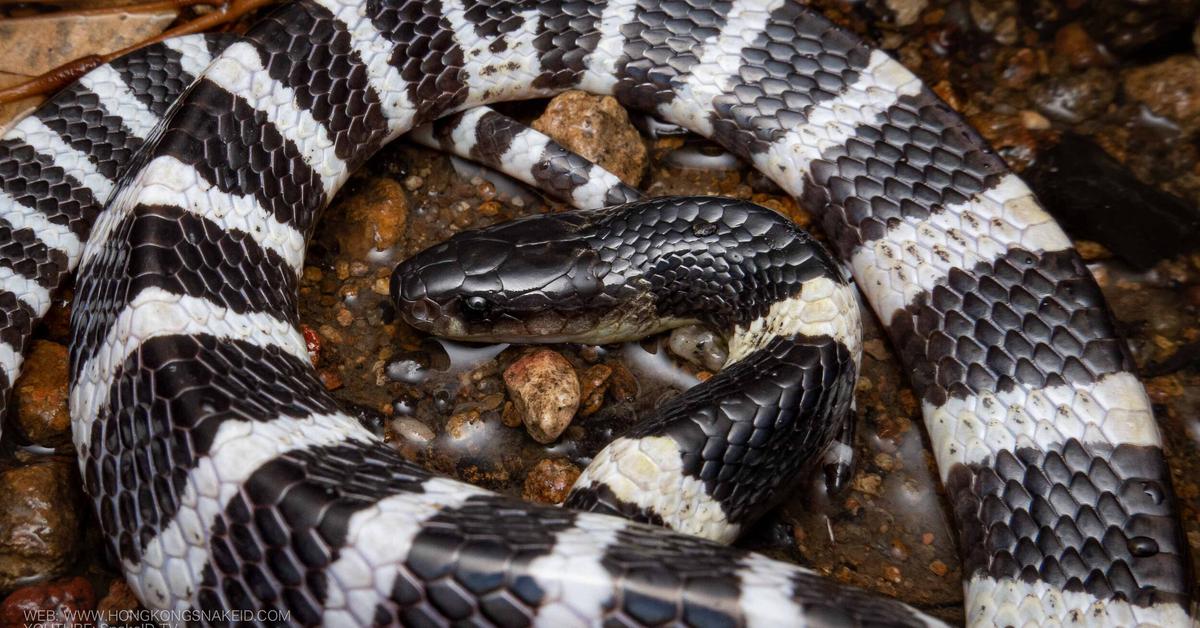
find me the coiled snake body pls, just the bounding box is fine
[0,0,1190,625]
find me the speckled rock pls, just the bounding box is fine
[1,576,94,627]
[522,458,582,504]
[330,177,408,259]
[0,458,81,589]
[503,349,580,444]
[12,340,70,448]
[532,91,647,186]
[1123,55,1200,134]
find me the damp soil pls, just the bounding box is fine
[2,0,1200,623]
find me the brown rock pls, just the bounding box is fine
[533,91,647,186]
[12,341,70,447]
[446,408,485,440]
[1,576,94,628]
[577,364,613,417]
[929,560,950,577]
[1123,56,1200,134]
[330,177,409,259]
[522,458,582,504]
[97,579,141,617]
[503,350,580,444]
[1000,48,1041,89]
[0,458,81,589]
[967,112,1039,171]
[606,362,639,403]
[1054,22,1108,69]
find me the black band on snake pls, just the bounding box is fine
[0,0,1190,625]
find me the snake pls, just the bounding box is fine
[0,0,1191,625]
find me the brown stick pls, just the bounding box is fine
[0,0,278,105]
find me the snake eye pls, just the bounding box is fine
[463,295,490,314]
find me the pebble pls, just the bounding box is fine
[1054,22,1108,69]
[885,0,927,27]
[1,576,95,627]
[522,458,582,504]
[1123,55,1200,134]
[606,362,639,403]
[402,174,424,191]
[852,473,883,496]
[1033,68,1117,123]
[12,340,70,447]
[577,364,613,417]
[532,91,647,186]
[446,408,485,441]
[862,339,891,362]
[392,417,435,444]
[330,177,409,259]
[97,579,141,618]
[503,350,581,444]
[301,325,321,365]
[930,560,950,577]
[0,458,81,589]
[668,325,728,371]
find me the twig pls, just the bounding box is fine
[0,0,277,104]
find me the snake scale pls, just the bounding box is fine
[0,0,1191,625]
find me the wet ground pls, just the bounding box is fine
[2,0,1200,623]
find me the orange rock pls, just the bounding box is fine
[12,340,69,447]
[533,91,647,187]
[503,350,580,444]
[522,458,582,504]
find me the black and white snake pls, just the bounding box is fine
[0,0,1190,625]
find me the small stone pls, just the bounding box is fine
[446,408,485,440]
[12,340,70,447]
[1034,68,1117,124]
[522,458,582,504]
[403,174,424,191]
[1054,22,1108,68]
[349,261,370,277]
[501,401,522,428]
[319,369,343,391]
[1019,110,1051,130]
[392,417,435,444]
[929,560,950,576]
[97,579,141,617]
[478,200,502,216]
[1123,55,1200,134]
[890,538,910,561]
[1,576,95,627]
[1001,48,1040,89]
[885,0,927,26]
[372,277,390,296]
[503,350,581,444]
[874,452,896,472]
[968,111,1040,171]
[862,339,890,361]
[606,362,639,402]
[479,393,506,412]
[301,325,321,365]
[0,459,81,589]
[577,364,613,417]
[1075,240,1112,261]
[532,91,647,186]
[883,565,903,584]
[302,266,323,283]
[330,177,409,259]
[336,308,354,327]
[922,532,935,545]
[852,473,883,496]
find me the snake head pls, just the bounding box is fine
[391,210,650,343]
